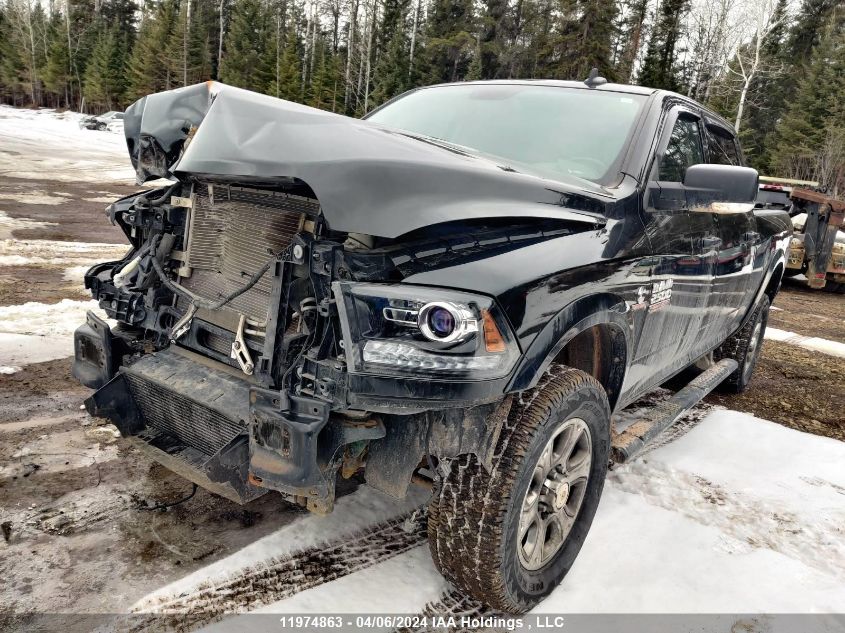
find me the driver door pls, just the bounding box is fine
[631,107,719,391]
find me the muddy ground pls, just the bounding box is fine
[1,166,844,616]
[0,176,133,306]
[703,277,845,441]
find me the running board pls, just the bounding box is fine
[611,358,738,464]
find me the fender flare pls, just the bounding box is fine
[739,246,787,331]
[506,292,633,401]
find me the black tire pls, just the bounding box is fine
[823,279,845,294]
[427,366,611,613]
[96,122,106,131]
[714,295,770,393]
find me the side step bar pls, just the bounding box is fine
[611,358,738,464]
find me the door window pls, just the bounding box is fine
[658,117,704,182]
[707,126,741,165]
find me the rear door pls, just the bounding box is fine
[703,122,763,336]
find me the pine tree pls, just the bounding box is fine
[739,0,789,170]
[0,6,27,104]
[309,37,343,110]
[270,24,301,101]
[637,0,690,91]
[371,15,411,105]
[219,0,273,92]
[554,0,618,81]
[422,0,476,83]
[83,25,128,109]
[771,10,845,184]
[127,0,179,99]
[616,0,648,83]
[477,0,508,79]
[42,20,72,107]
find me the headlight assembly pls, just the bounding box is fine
[333,282,519,379]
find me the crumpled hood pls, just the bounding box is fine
[123,82,612,238]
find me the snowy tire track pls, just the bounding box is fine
[394,589,493,633]
[123,509,428,633]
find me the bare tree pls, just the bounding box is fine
[409,0,421,76]
[685,0,739,102]
[7,0,40,104]
[183,0,193,85]
[344,0,358,108]
[217,0,226,79]
[725,0,787,131]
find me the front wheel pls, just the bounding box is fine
[427,366,611,613]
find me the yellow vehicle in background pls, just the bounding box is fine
[757,177,845,293]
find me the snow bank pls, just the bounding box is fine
[0,298,102,337]
[766,326,845,358]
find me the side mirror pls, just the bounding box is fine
[684,164,758,213]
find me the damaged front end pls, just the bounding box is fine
[74,82,603,510]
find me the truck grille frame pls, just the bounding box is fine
[181,183,317,325]
[174,182,320,382]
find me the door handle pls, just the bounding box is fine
[743,231,761,243]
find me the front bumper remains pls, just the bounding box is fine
[78,323,384,506]
[85,346,267,504]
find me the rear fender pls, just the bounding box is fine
[738,242,787,331]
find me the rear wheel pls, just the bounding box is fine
[823,278,845,294]
[714,295,769,393]
[427,366,611,613]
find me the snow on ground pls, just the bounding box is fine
[186,409,845,624]
[0,299,107,367]
[766,326,845,359]
[134,486,430,610]
[0,105,135,184]
[0,235,127,266]
[0,191,70,205]
[0,298,103,337]
[0,209,57,239]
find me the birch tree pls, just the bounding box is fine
[725,0,788,131]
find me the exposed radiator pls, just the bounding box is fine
[180,184,319,325]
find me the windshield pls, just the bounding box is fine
[366,84,647,184]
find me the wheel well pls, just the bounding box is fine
[765,263,784,302]
[551,324,626,410]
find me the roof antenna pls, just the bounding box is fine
[584,67,607,88]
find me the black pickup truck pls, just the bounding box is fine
[73,78,791,612]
